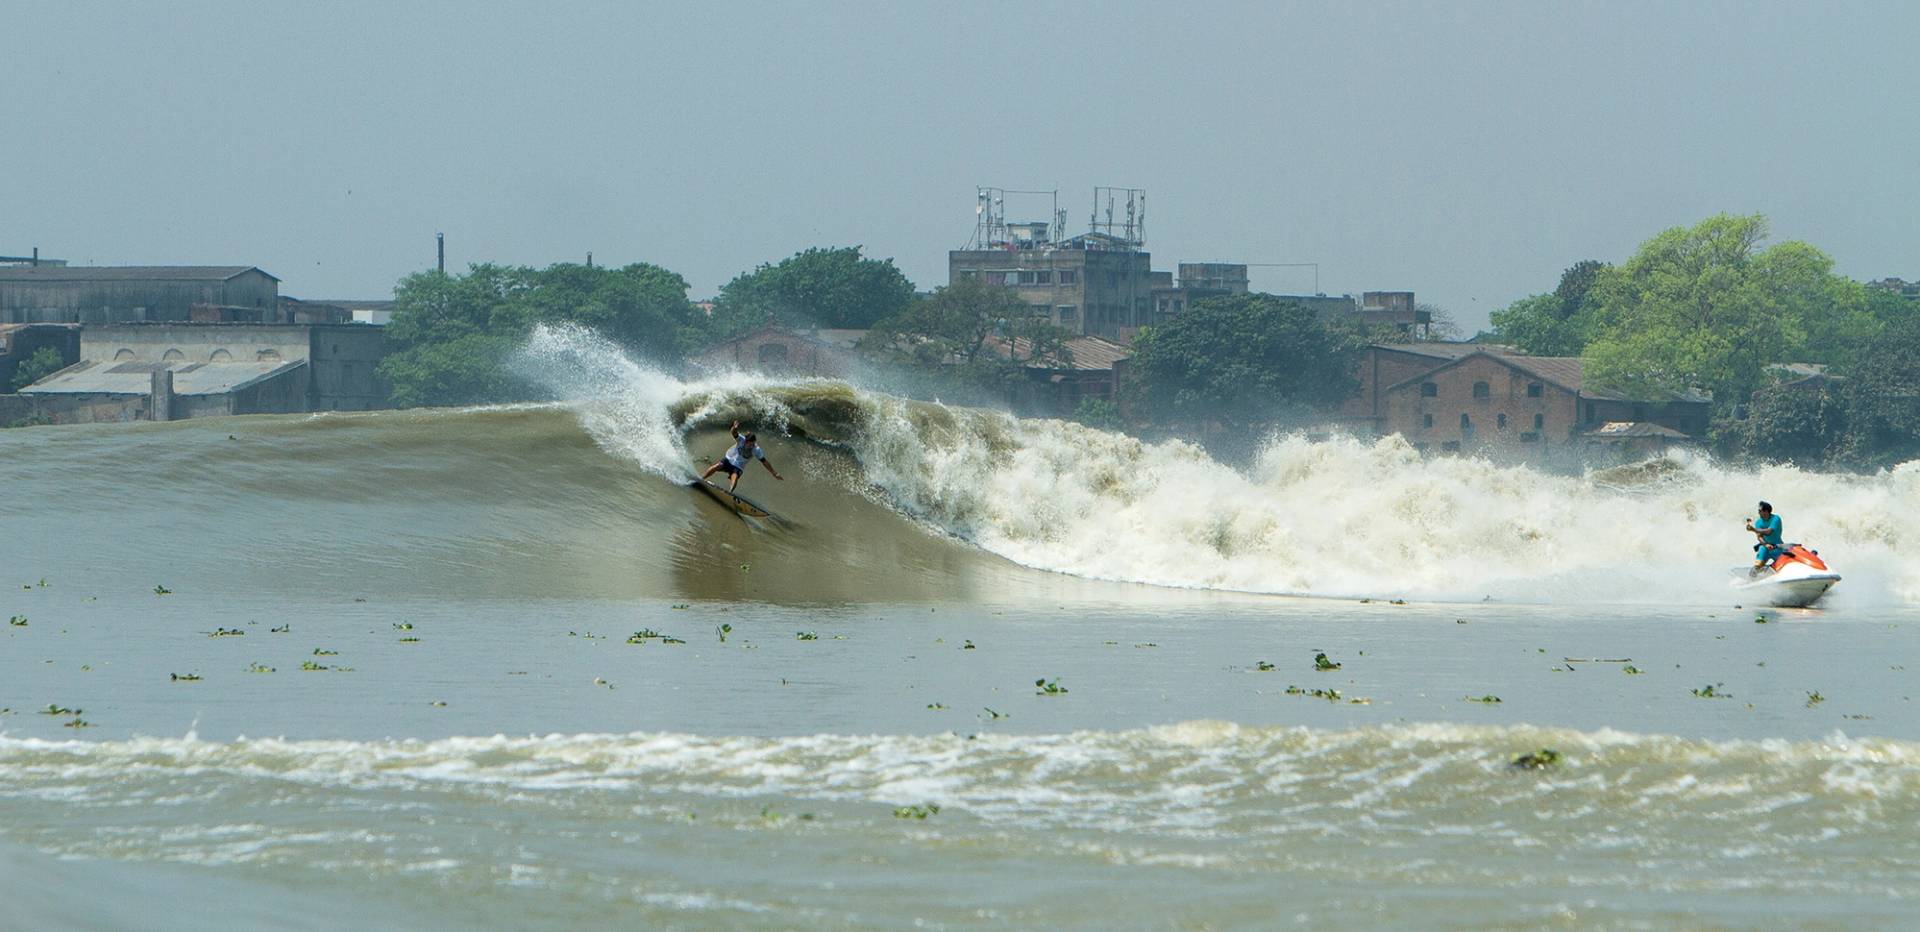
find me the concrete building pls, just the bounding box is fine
[0,266,280,324]
[950,232,1154,341]
[1378,350,1710,456]
[18,322,388,421]
[689,322,865,378]
[1153,262,1251,321]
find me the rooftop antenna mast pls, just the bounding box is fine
[969,187,1063,248]
[1090,187,1146,247]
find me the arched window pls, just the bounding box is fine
[113,349,135,360]
[161,348,185,362]
[1472,381,1490,399]
[209,349,233,362]
[1497,413,1508,430]
[1460,413,1472,430]
[1534,413,1544,430]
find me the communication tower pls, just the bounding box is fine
[968,187,1063,249]
[1089,187,1146,248]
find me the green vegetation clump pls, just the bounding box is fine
[1805,691,1825,707]
[1691,683,1731,699]
[796,631,820,641]
[169,673,201,682]
[891,804,940,820]
[8,346,67,392]
[1034,677,1068,696]
[247,663,275,674]
[7,615,25,627]
[153,584,172,595]
[1622,665,1645,675]
[1464,695,1503,704]
[208,628,244,638]
[1255,661,1275,672]
[1511,748,1561,770]
[1313,652,1342,672]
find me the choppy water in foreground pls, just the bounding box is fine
[3,332,1918,928]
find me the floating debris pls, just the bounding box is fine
[1255,661,1275,672]
[1806,691,1825,707]
[153,585,173,596]
[169,673,201,682]
[892,804,940,820]
[1691,683,1731,699]
[247,663,275,674]
[208,628,244,638]
[1034,677,1068,696]
[1313,652,1342,672]
[796,631,820,641]
[7,615,25,627]
[1511,748,1561,770]
[1464,695,1503,704]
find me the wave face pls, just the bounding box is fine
[519,325,1920,605]
[0,324,1913,606]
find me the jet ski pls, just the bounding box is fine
[1729,544,1840,607]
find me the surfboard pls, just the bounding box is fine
[688,477,774,519]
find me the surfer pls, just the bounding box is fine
[1745,501,1783,577]
[700,420,784,492]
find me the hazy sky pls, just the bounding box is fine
[9,0,1917,331]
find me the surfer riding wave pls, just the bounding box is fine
[700,420,784,492]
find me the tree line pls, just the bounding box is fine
[379,214,1917,470]
[1486,213,1918,469]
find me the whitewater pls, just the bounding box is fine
[519,324,1920,606]
[4,324,1917,929]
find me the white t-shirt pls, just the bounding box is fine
[724,438,764,469]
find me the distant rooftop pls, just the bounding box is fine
[0,265,278,283]
[20,358,303,396]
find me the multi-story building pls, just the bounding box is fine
[949,233,1153,341]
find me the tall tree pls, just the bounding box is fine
[1124,293,1358,438]
[713,246,915,334]
[379,261,704,408]
[1488,260,1609,356]
[1580,214,1861,406]
[863,277,1073,393]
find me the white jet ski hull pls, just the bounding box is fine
[1730,565,1841,608]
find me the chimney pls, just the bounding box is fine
[150,369,174,422]
[31,247,38,267]
[436,232,445,274]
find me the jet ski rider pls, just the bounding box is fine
[1746,501,1784,576]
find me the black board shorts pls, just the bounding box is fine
[716,460,743,475]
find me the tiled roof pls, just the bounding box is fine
[982,335,1131,371]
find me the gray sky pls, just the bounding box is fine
[8,0,1917,332]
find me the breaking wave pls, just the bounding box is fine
[519,325,1920,605]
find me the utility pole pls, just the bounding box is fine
[436,233,445,274]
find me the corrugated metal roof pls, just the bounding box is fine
[20,359,305,396]
[0,266,278,283]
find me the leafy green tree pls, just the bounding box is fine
[1072,397,1123,430]
[8,346,68,392]
[1488,260,1608,356]
[712,246,915,335]
[1832,315,1920,468]
[1581,214,1860,407]
[1123,293,1359,438]
[862,278,1073,396]
[379,261,703,408]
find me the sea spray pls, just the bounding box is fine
[519,326,1920,604]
